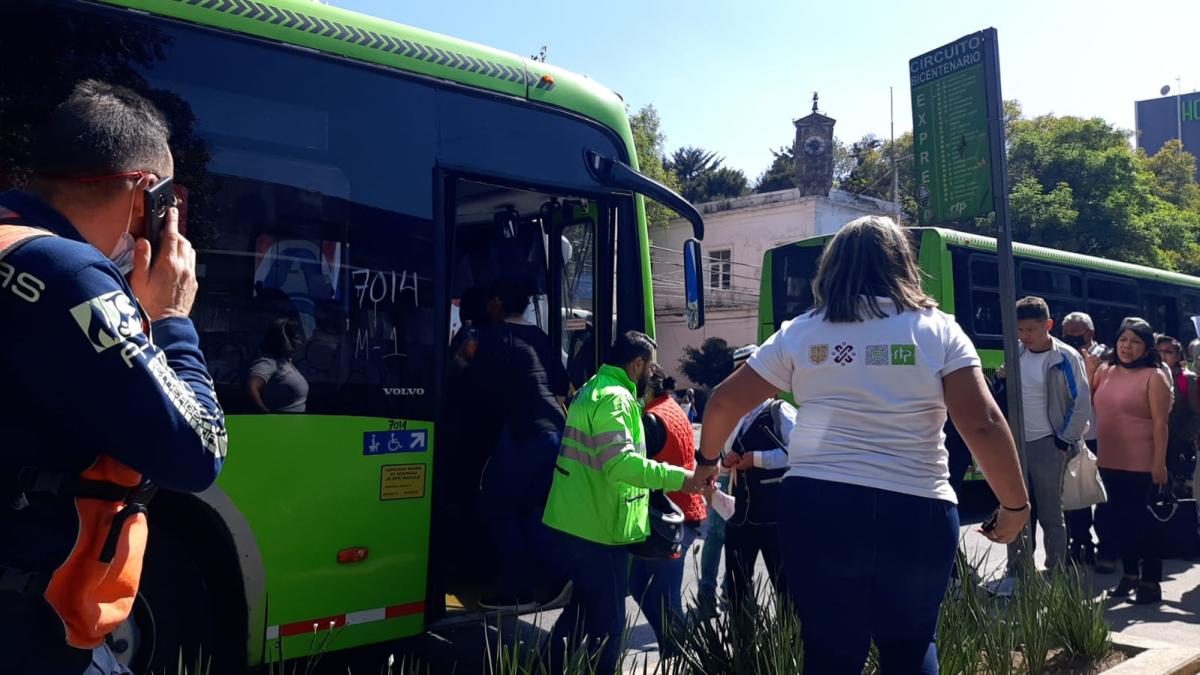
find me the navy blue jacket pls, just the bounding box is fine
[0,190,227,574]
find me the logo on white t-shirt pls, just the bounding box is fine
[833,342,856,365]
[866,345,889,365]
[809,344,829,365]
[865,343,918,366]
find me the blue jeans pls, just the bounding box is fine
[698,473,730,601]
[479,428,562,598]
[779,477,958,675]
[629,525,699,655]
[547,531,629,675]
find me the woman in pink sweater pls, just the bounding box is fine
[1091,318,1173,605]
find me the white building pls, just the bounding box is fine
[652,188,894,387]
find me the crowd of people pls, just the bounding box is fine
[536,215,1200,675]
[985,299,1199,605]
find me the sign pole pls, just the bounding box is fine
[981,28,1026,455]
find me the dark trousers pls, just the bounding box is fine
[548,532,628,675]
[779,477,958,675]
[724,521,785,615]
[480,429,561,598]
[1099,468,1163,583]
[0,594,132,674]
[629,525,698,656]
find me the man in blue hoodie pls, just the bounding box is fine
[0,80,227,674]
[995,297,1092,584]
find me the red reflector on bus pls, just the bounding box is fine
[541,74,555,85]
[337,547,368,564]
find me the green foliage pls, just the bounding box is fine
[667,146,723,185]
[678,337,735,389]
[1142,139,1200,210]
[828,132,916,221]
[665,145,750,203]
[754,145,796,193]
[629,104,683,229]
[952,106,1200,274]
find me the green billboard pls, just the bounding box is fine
[910,31,993,225]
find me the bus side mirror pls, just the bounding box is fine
[683,238,706,330]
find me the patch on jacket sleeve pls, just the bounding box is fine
[69,290,143,353]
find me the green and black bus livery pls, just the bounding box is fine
[2,1,707,670]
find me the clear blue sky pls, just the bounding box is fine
[335,0,1198,181]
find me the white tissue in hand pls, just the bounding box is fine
[711,489,736,521]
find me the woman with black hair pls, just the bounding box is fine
[246,317,308,413]
[1091,318,1174,605]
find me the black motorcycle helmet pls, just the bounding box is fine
[627,490,685,560]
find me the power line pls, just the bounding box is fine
[649,245,762,270]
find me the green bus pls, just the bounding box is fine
[760,227,1200,370]
[1,1,708,670]
[759,227,1200,480]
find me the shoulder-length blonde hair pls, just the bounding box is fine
[812,215,936,323]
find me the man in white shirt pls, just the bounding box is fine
[997,297,1092,579]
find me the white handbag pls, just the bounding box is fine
[1061,444,1108,511]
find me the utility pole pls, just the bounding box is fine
[1177,76,1184,155]
[891,86,901,224]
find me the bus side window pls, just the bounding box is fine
[1086,275,1139,345]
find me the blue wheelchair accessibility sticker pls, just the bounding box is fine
[363,430,428,455]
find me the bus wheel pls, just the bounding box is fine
[133,527,219,673]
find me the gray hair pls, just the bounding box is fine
[1062,312,1094,331]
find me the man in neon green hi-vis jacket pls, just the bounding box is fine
[544,331,710,674]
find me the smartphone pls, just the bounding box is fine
[143,176,174,259]
[980,509,999,533]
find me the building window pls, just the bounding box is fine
[709,249,732,290]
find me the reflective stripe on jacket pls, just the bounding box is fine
[543,364,687,545]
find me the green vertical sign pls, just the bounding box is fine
[910,32,994,225]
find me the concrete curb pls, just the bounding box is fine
[621,635,1200,675]
[1106,634,1200,675]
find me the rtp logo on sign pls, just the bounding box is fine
[70,291,143,353]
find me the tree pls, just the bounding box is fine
[665,145,748,203]
[629,105,682,229]
[1142,139,1200,210]
[697,166,749,201]
[667,146,723,184]
[957,107,1200,273]
[678,337,735,389]
[831,132,916,221]
[755,145,796,193]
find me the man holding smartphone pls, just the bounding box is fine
[0,80,227,674]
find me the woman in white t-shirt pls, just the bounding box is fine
[695,216,1028,675]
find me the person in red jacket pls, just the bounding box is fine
[630,363,707,655]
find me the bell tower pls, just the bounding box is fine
[794,92,836,197]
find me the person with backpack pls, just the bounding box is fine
[0,80,227,674]
[720,344,795,616]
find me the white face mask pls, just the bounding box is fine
[109,177,146,276]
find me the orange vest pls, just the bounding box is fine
[1,222,151,649]
[645,395,707,523]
